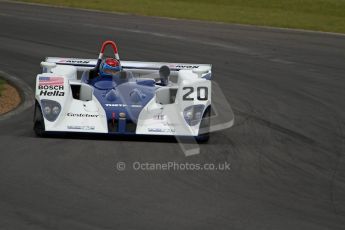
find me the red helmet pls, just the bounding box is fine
[100,58,122,78]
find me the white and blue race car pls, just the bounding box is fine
[33,41,219,142]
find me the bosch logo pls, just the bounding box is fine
[38,85,64,90]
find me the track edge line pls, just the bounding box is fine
[0,70,34,121]
[4,0,345,37]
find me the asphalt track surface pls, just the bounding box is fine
[1,1,345,229]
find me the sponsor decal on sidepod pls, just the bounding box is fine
[66,113,99,118]
[38,76,65,96]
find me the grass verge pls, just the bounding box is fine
[0,79,5,97]
[15,0,345,33]
[0,79,21,115]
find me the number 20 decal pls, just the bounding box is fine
[182,87,208,101]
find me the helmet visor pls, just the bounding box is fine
[104,68,120,76]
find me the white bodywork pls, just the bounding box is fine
[35,58,212,136]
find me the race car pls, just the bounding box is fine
[33,40,216,141]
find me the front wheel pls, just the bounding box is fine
[33,101,46,137]
[195,106,211,143]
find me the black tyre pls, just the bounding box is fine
[33,101,46,137]
[195,106,211,143]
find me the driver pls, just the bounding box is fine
[99,58,122,80]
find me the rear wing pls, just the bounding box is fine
[45,57,212,75]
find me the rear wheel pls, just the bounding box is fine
[195,106,211,143]
[33,101,46,137]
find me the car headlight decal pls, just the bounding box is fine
[52,106,60,115]
[40,99,61,122]
[183,104,205,126]
[43,106,51,115]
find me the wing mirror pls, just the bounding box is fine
[159,65,170,86]
[192,66,211,78]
